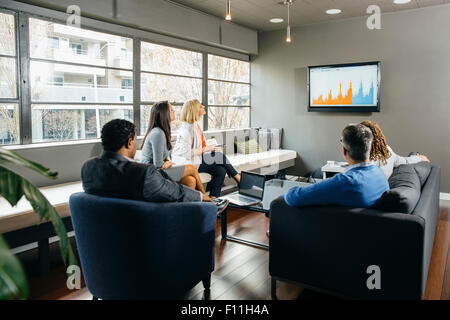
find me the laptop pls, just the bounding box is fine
[220,171,266,206]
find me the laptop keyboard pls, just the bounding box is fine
[230,194,257,203]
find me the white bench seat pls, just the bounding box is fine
[0,182,83,234]
[0,149,297,235]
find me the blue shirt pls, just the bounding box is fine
[284,163,389,208]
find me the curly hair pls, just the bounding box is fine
[101,119,136,152]
[360,120,391,166]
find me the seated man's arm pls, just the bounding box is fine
[142,166,202,203]
[284,175,345,207]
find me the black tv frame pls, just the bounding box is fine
[307,61,381,113]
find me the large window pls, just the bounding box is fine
[28,18,133,143]
[0,11,19,145]
[140,42,203,135]
[207,55,250,130]
[0,7,251,146]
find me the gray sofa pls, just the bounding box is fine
[269,165,441,299]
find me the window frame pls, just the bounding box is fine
[206,53,251,131]
[0,8,20,145]
[48,36,59,49]
[26,13,135,143]
[1,5,251,146]
[139,40,205,135]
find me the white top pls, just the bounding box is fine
[376,146,422,178]
[172,122,205,166]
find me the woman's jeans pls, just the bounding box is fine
[198,151,238,197]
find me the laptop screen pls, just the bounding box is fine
[239,172,265,200]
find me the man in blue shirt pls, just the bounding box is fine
[284,124,389,208]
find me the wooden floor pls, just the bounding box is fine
[18,200,450,300]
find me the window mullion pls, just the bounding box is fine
[18,12,32,145]
[202,52,208,131]
[133,38,141,135]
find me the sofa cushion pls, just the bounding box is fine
[412,162,431,187]
[375,164,421,214]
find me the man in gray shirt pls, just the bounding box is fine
[82,119,205,203]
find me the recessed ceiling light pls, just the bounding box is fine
[393,0,411,4]
[270,18,284,23]
[326,9,342,15]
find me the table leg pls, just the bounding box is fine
[221,208,227,240]
[220,206,269,250]
[38,238,50,276]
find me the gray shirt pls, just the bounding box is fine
[141,127,170,168]
[376,146,423,178]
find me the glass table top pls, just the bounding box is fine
[229,179,311,213]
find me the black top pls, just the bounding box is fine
[82,151,201,203]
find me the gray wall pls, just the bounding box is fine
[13,0,258,54]
[6,130,250,188]
[251,5,450,192]
[6,142,104,188]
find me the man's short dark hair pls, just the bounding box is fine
[101,119,136,152]
[342,124,373,162]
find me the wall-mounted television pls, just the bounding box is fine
[308,61,381,112]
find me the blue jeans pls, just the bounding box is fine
[198,152,238,197]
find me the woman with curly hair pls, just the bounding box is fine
[360,120,430,178]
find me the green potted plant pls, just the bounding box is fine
[0,147,77,299]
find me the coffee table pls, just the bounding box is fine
[220,179,311,250]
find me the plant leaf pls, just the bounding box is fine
[0,166,77,267]
[0,235,29,300]
[0,148,57,179]
[0,164,25,206]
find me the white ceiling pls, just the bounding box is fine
[168,0,450,31]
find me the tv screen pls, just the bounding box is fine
[308,62,381,112]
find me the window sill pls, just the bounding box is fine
[2,138,103,151]
[1,128,251,151]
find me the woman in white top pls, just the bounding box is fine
[361,120,430,178]
[139,101,211,201]
[173,99,241,197]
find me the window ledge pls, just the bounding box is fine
[3,138,103,151]
[2,128,251,151]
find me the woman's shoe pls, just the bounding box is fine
[215,199,229,215]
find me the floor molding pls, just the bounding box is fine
[11,231,75,255]
[440,193,450,201]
